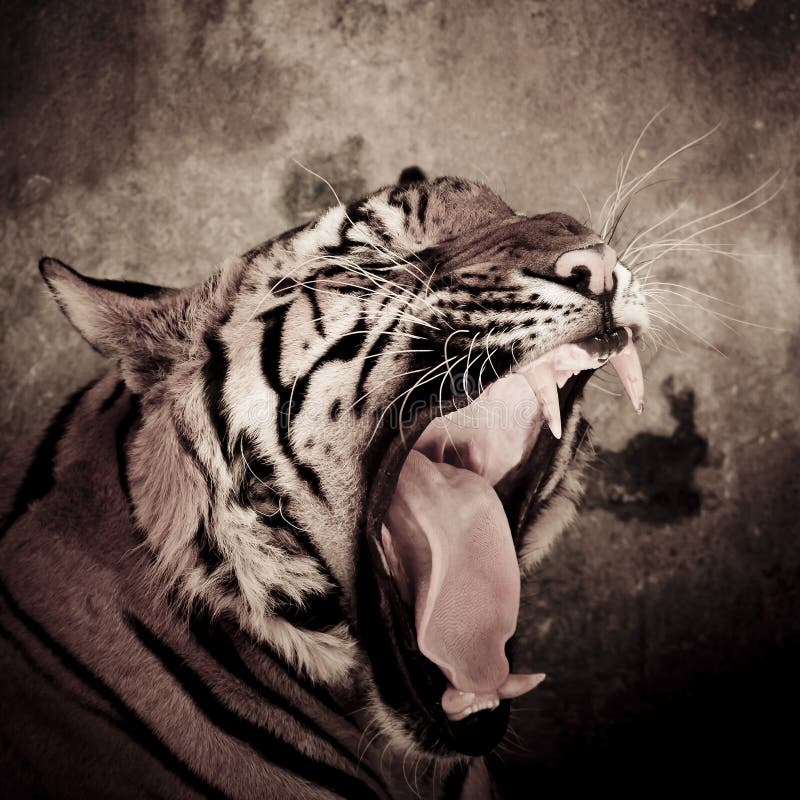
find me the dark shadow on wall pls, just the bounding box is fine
[584,376,708,524]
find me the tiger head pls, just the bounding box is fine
[41,172,649,759]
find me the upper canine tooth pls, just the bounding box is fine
[522,361,562,439]
[609,329,644,414]
[555,370,572,389]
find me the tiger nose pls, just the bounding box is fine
[555,244,617,296]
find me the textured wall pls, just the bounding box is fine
[2,0,798,791]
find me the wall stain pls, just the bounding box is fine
[332,0,389,39]
[0,0,292,202]
[281,134,367,225]
[701,0,799,72]
[585,376,708,524]
[0,0,140,198]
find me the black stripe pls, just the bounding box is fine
[309,314,369,381]
[346,203,392,244]
[100,380,126,412]
[128,615,381,800]
[202,319,232,464]
[442,761,469,800]
[289,526,341,591]
[260,307,323,496]
[0,583,228,800]
[40,258,172,300]
[238,432,278,487]
[251,633,351,719]
[571,417,590,461]
[352,317,402,412]
[260,306,368,500]
[116,395,141,516]
[174,418,215,488]
[235,437,341,587]
[189,619,387,792]
[271,586,344,633]
[319,216,355,259]
[302,287,325,337]
[242,222,311,262]
[193,516,238,592]
[81,274,172,299]
[387,186,412,216]
[0,381,95,540]
[248,485,342,594]
[0,619,122,730]
[345,201,370,226]
[194,518,222,573]
[416,189,429,226]
[441,295,548,314]
[316,263,355,280]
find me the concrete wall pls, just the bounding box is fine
[2,0,798,789]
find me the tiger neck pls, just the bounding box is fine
[120,371,358,688]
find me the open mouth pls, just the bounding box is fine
[358,326,644,755]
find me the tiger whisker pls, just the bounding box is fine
[277,278,441,332]
[646,318,684,354]
[397,354,469,449]
[632,178,784,274]
[291,158,433,293]
[251,251,343,315]
[646,300,726,355]
[631,240,758,257]
[475,333,500,396]
[642,281,743,307]
[607,177,683,248]
[463,331,483,403]
[571,182,593,227]
[603,122,721,238]
[392,356,466,445]
[436,370,464,468]
[345,364,430,415]
[599,106,667,236]
[654,171,780,241]
[326,253,447,324]
[238,439,310,533]
[355,347,434,362]
[587,376,623,397]
[401,746,418,797]
[646,289,788,334]
[620,203,687,259]
[483,328,503,382]
[438,328,472,456]
[357,721,382,768]
[365,364,451,448]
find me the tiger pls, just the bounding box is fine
[0,167,649,799]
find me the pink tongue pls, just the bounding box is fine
[383,450,520,692]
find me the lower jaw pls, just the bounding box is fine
[356,372,591,756]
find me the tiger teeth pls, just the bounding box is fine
[449,698,501,721]
[608,327,645,414]
[521,360,562,440]
[517,328,644,436]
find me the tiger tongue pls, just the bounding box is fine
[382,450,524,697]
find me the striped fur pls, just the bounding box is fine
[1,174,648,797]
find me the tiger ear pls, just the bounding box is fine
[397,166,427,187]
[40,257,192,393]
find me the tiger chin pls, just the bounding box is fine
[0,168,649,799]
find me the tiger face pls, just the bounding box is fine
[41,173,649,760]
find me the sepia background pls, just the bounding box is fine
[2,0,798,792]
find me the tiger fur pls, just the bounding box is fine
[0,170,649,798]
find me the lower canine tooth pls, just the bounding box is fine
[522,361,562,439]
